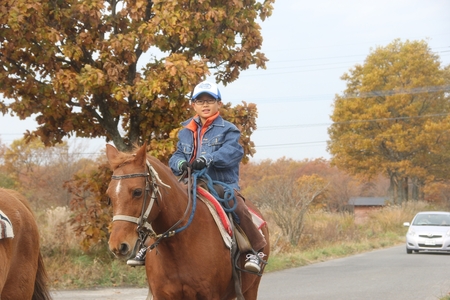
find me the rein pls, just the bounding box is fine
[194,168,239,222]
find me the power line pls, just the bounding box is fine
[259,113,450,131]
[346,85,450,98]
[3,113,449,136]
[256,141,327,149]
[264,34,450,54]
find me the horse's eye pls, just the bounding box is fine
[133,189,143,198]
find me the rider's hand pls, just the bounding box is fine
[192,157,207,170]
[179,161,190,172]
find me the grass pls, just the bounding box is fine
[43,248,148,289]
[265,234,404,273]
[40,200,439,290]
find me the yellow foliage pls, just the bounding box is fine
[328,39,450,202]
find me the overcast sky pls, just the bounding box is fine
[1,0,449,162]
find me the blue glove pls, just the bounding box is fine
[192,157,207,170]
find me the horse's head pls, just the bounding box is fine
[105,143,161,259]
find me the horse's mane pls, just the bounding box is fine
[108,150,134,170]
[108,143,146,170]
[108,145,168,172]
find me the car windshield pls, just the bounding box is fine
[412,214,450,226]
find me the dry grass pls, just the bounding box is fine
[264,200,438,272]
[37,206,147,290]
[39,201,441,290]
[38,206,82,255]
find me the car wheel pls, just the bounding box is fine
[413,250,419,253]
[406,248,412,254]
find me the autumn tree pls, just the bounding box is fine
[3,138,93,208]
[241,158,331,245]
[0,0,274,160]
[0,137,15,188]
[65,160,112,251]
[246,173,328,246]
[0,0,275,249]
[327,39,450,204]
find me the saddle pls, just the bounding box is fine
[0,210,14,239]
[195,179,262,253]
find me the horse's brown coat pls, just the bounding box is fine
[0,188,51,300]
[106,144,270,300]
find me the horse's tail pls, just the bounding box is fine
[32,252,52,300]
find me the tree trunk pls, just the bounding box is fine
[411,177,420,201]
[402,177,409,203]
[388,172,399,204]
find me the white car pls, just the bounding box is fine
[403,211,450,254]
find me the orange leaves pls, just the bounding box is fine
[67,162,113,251]
[257,0,275,21]
[107,34,138,63]
[126,0,148,20]
[219,101,258,163]
[103,60,128,83]
[54,70,78,93]
[1,0,273,156]
[61,44,84,61]
[164,55,198,78]
[0,0,277,252]
[79,65,106,88]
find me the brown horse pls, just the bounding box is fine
[0,188,51,300]
[106,144,270,300]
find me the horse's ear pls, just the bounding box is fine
[106,144,119,164]
[134,143,147,166]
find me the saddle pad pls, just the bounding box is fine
[197,189,233,249]
[0,210,14,239]
[248,207,266,230]
[197,187,233,235]
[196,187,267,249]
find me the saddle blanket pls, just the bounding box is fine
[0,209,14,239]
[196,187,266,249]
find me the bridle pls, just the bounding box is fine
[111,160,195,251]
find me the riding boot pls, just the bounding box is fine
[232,192,267,252]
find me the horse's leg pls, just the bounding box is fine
[0,241,12,297]
[241,277,262,300]
[146,289,153,300]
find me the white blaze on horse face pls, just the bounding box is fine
[115,180,122,196]
[112,180,127,212]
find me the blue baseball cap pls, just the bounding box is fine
[191,81,221,100]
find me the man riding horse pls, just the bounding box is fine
[128,81,267,273]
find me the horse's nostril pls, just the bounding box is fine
[119,243,129,256]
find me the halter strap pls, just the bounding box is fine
[110,162,163,237]
[112,173,149,180]
[110,160,193,250]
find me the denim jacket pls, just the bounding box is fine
[169,115,244,190]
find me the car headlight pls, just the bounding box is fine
[407,229,415,236]
[446,230,450,237]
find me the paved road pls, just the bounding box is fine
[51,245,450,299]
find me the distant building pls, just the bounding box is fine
[347,197,388,222]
